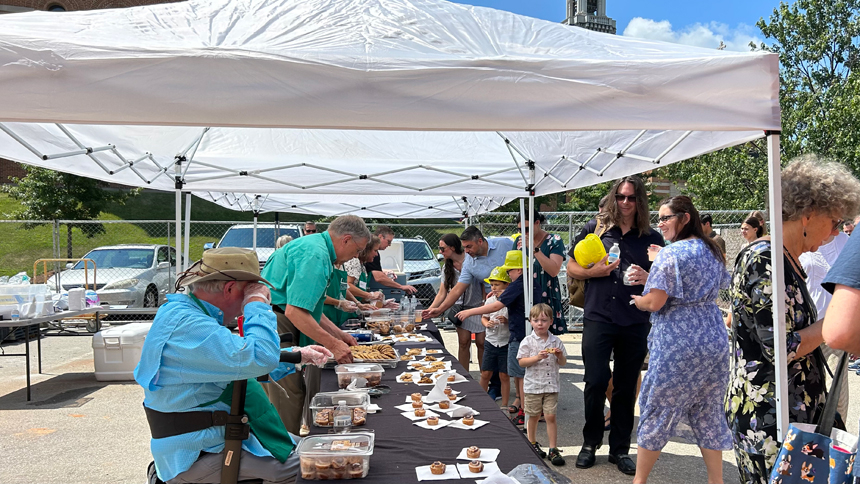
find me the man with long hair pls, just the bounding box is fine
[566,176,664,476]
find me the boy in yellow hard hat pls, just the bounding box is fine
[456,250,541,426]
[471,266,512,410]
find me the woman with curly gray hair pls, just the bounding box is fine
[725,154,860,483]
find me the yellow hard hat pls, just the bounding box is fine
[573,234,607,268]
[499,250,526,272]
[484,266,512,284]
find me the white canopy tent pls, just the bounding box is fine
[0,0,789,438]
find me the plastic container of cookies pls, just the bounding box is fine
[335,363,385,389]
[310,391,370,428]
[297,432,375,480]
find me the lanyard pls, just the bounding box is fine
[188,294,211,318]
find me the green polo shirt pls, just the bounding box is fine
[262,232,336,326]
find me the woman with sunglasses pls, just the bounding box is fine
[426,233,485,370]
[630,196,731,484]
[725,155,860,483]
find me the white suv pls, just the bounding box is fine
[205,223,303,269]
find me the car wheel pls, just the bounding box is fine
[143,286,159,308]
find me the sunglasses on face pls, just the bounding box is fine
[615,194,637,203]
[438,246,448,252]
[305,229,317,233]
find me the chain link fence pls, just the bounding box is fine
[0,211,761,330]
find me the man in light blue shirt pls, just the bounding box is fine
[136,248,330,484]
[424,226,514,316]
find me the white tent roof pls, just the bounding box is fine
[0,0,780,217]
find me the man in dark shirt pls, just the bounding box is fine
[566,176,664,476]
[364,225,417,295]
[700,213,726,257]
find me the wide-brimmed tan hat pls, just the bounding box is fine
[177,247,272,287]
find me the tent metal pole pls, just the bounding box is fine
[252,196,260,252]
[528,193,535,325]
[766,131,788,440]
[519,198,529,332]
[175,189,183,273]
[183,192,191,270]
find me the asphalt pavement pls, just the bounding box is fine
[1,323,858,484]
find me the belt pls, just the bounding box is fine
[144,404,230,439]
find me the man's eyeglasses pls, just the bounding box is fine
[305,229,317,234]
[615,194,637,203]
[657,213,682,224]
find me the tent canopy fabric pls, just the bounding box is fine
[0,0,779,133]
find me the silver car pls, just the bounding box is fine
[51,244,177,308]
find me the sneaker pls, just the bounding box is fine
[548,448,566,466]
[487,387,499,401]
[532,441,547,459]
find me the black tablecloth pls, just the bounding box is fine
[298,321,546,483]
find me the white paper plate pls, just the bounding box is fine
[456,447,500,462]
[395,403,427,412]
[447,418,490,430]
[456,461,500,478]
[426,401,465,413]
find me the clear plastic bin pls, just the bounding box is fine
[297,432,375,480]
[334,363,384,389]
[310,391,370,427]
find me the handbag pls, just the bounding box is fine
[768,353,858,484]
[568,220,608,308]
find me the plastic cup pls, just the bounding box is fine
[647,245,661,261]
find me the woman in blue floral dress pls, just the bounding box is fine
[514,210,566,335]
[631,196,732,484]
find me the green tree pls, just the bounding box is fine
[655,0,860,208]
[2,166,140,258]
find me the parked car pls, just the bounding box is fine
[396,237,441,307]
[204,223,303,269]
[51,244,178,308]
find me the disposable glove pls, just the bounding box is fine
[242,283,271,306]
[383,299,400,310]
[299,345,333,367]
[336,299,359,313]
[367,291,385,301]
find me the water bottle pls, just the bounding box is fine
[607,243,621,265]
[410,295,418,311]
[333,400,352,431]
[10,307,19,321]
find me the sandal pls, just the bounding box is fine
[604,412,611,431]
[507,405,519,414]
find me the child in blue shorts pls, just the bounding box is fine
[477,266,510,409]
[456,250,539,426]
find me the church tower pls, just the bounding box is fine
[564,0,616,34]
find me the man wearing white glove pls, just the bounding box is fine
[136,248,302,484]
[262,215,370,434]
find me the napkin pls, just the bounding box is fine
[395,403,424,412]
[447,418,489,430]
[413,418,452,430]
[346,377,368,391]
[400,409,440,421]
[427,402,464,413]
[366,403,381,414]
[449,406,479,418]
[456,461,500,478]
[476,471,520,484]
[425,374,451,402]
[456,447,500,462]
[415,463,461,481]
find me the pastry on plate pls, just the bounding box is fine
[438,400,450,409]
[468,460,484,473]
[414,408,426,417]
[418,376,433,384]
[412,401,423,409]
[430,462,445,475]
[423,356,437,362]
[427,416,439,426]
[447,393,457,401]
[466,446,481,458]
[462,414,475,426]
[411,392,422,401]
[447,374,456,382]
[443,386,453,395]
[401,373,413,382]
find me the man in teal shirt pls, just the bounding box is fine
[261,214,370,433]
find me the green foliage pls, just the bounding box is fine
[2,166,140,234]
[654,0,860,208]
[558,182,614,212]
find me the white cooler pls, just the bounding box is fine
[92,323,151,381]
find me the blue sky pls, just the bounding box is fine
[453,0,782,51]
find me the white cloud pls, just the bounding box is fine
[622,17,762,52]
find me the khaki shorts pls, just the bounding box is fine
[524,392,558,417]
